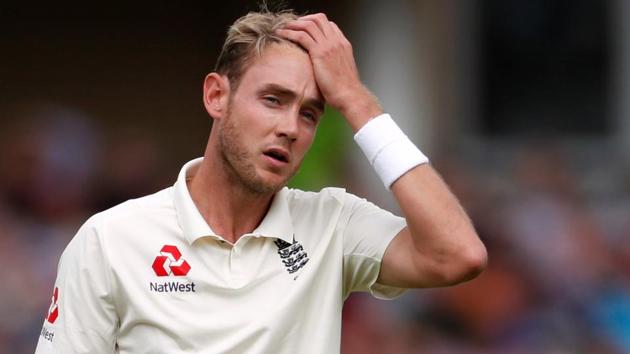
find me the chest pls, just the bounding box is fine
[107,231,344,353]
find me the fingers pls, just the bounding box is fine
[276,13,343,50]
[280,20,325,47]
[296,13,333,37]
[328,21,352,51]
[327,21,343,40]
[275,27,317,50]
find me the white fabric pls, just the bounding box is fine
[354,114,429,188]
[35,157,406,354]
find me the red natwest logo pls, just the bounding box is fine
[152,245,191,277]
[46,287,59,323]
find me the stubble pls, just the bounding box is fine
[217,114,288,195]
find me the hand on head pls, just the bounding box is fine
[276,13,382,129]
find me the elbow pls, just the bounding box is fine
[453,230,488,282]
[456,242,488,283]
[436,236,488,286]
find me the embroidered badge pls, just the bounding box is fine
[275,236,309,275]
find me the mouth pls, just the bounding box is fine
[263,147,290,164]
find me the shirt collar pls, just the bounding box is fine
[173,157,294,245]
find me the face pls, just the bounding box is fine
[215,43,325,194]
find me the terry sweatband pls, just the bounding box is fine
[354,113,429,189]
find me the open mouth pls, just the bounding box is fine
[263,148,289,163]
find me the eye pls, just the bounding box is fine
[263,96,280,105]
[301,110,318,123]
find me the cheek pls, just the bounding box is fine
[228,106,268,137]
[296,129,316,154]
[238,101,277,131]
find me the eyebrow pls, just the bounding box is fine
[259,83,325,113]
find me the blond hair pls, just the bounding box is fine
[214,9,299,89]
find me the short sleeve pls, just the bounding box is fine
[341,192,407,300]
[35,216,118,354]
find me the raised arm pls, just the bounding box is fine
[277,13,487,288]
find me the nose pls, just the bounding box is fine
[275,110,299,142]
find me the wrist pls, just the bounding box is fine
[354,114,429,189]
[336,86,382,132]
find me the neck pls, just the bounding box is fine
[188,150,275,244]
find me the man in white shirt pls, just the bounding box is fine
[36,9,487,354]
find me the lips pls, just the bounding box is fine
[263,147,290,164]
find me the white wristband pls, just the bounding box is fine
[354,114,429,189]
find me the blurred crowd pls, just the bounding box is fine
[0,103,171,353]
[1,103,629,353]
[342,145,630,353]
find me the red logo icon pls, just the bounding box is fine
[152,245,191,277]
[46,287,59,324]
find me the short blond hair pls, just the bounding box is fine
[214,10,299,89]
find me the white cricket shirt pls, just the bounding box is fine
[36,158,406,354]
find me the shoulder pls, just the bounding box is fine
[88,187,174,228]
[284,187,377,214]
[62,187,175,260]
[67,187,175,250]
[283,186,356,206]
[281,187,378,228]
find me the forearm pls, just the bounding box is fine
[391,164,487,284]
[352,104,486,287]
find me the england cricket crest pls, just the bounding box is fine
[275,235,309,276]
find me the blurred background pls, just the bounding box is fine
[1,0,629,353]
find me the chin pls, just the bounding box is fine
[260,176,289,192]
[238,172,286,195]
[247,180,285,195]
[255,170,292,192]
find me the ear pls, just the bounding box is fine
[203,73,230,120]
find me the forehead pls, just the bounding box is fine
[236,43,322,99]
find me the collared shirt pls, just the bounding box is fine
[36,158,407,354]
